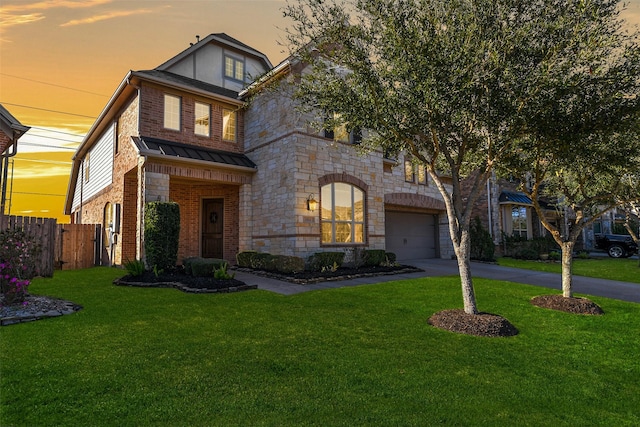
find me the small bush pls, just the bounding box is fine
[577,250,590,259]
[144,202,180,271]
[385,252,397,264]
[0,228,39,305]
[124,259,145,277]
[515,248,540,260]
[266,255,305,274]
[365,250,387,267]
[548,251,561,261]
[236,251,257,268]
[190,258,228,277]
[213,262,235,280]
[308,252,345,272]
[348,247,368,269]
[250,253,274,270]
[470,217,495,261]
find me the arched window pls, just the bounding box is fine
[321,182,365,244]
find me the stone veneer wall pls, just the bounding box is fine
[243,80,454,260]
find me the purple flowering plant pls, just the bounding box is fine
[0,228,39,306]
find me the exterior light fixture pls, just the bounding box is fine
[307,194,318,212]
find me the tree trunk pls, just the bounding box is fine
[450,223,479,315]
[560,241,575,298]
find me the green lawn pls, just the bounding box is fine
[2,268,639,426]
[497,257,640,284]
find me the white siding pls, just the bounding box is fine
[71,122,115,212]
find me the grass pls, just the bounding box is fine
[497,257,640,284]
[2,267,640,426]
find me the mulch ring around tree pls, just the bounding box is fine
[114,270,256,294]
[531,295,604,315]
[428,310,519,337]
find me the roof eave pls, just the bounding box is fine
[141,150,257,173]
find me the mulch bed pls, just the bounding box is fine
[428,310,519,337]
[114,270,256,294]
[531,294,604,315]
[235,264,423,284]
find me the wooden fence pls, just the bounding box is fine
[0,214,57,277]
[0,214,101,274]
[55,223,101,270]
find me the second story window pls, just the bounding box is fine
[404,158,415,183]
[164,94,181,131]
[324,113,362,144]
[222,108,237,142]
[224,55,244,81]
[194,102,210,137]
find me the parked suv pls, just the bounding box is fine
[594,234,639,258]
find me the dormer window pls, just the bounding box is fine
[224,55,244,82]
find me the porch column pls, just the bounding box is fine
[238,183,253,252]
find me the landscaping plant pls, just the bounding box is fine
[0,228,39,305]
[144,201,180,271]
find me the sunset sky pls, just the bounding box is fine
[1,0,639,223]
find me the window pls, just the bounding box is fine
[417,165,427,185]
[194,102,210,136]
[164,94,181,130]
[511,206,528,238]
[321,183,365,244]
[222,109,236,142]
[224,55,244,81]
[404,159,415,182]
[324,113,362,144]
[405,157,427,184]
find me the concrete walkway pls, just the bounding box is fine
[234,258,640,303]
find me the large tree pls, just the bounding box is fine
[283,0,639,314]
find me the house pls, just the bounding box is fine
[65,33,454,266]
[1,104,30,215]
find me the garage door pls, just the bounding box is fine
[385,211,437,260]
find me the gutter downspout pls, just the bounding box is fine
[1,136,19,215]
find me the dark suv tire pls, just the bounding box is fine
[607,244,627,258]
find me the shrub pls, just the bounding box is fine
[144,202,180,271]
[124,259,145,277]
[270,255,305,274]
[250,253,273,270]
[189,258,227,277]
[0,228,39,305]
[348,247,368,269]
[514,248,540,260]
[549,251,561,261]
[182,256,201,275]
[213,262,235,280]
[365,249,387,267]
[385,252,397,264]
[308,252,345,272]
[470,217,495,261]
[236,251,257,268]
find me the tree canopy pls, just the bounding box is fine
[282,0,640,314]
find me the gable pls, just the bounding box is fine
[155,33,272,92]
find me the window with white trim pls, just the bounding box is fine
[164,94,181,130]
[321,183,365,244]
[194,102,210,136]
[511,206,528,238]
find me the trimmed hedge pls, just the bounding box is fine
[144,202,180,270]
[308,252,345,272]
[183,257,227,277]
[236,251,305,274]
[365,250,387,267]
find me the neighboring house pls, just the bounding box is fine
[1,104,30,215]
[65,33,454,266]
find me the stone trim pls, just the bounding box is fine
[384,193,446,211]
[319,173,368,192]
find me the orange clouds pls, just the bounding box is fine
[59,8,154,27]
